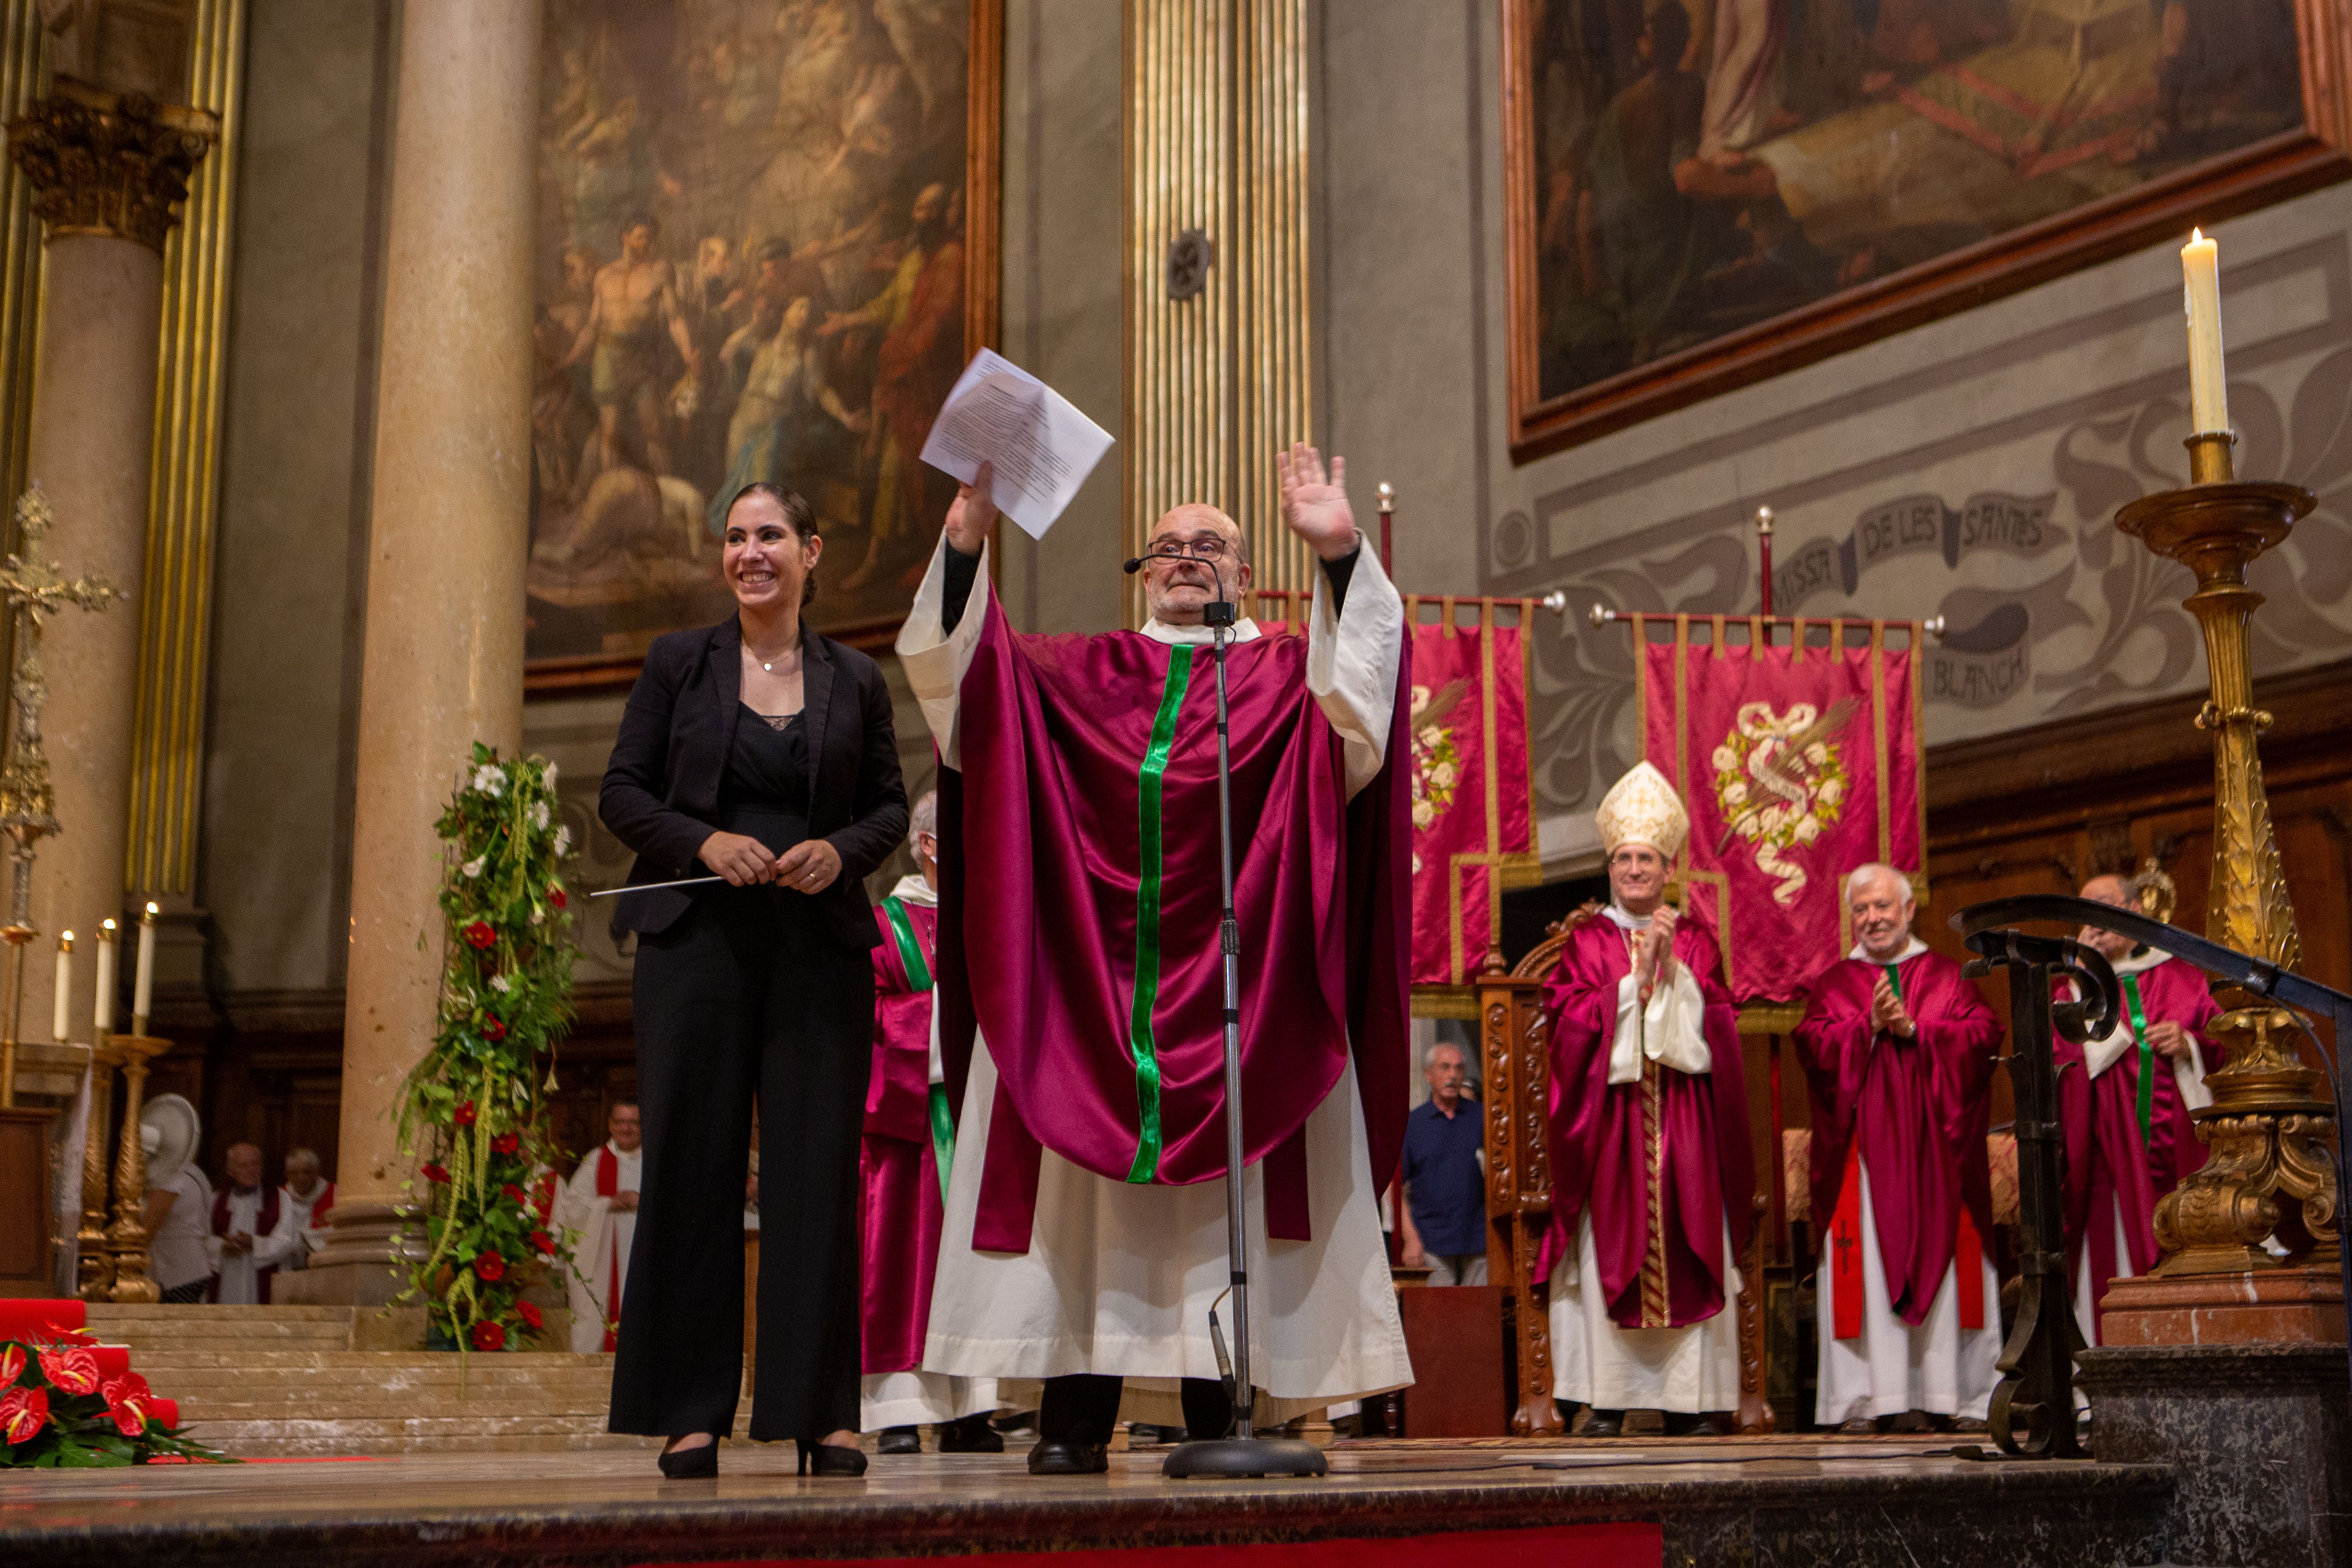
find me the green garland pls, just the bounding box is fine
[393,743,581,1357]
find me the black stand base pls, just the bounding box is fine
[1162,1437,1329,1479]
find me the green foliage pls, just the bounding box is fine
[393,743,581,1358]
[0,1339,231,1468]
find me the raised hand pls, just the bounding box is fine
[945,460,997,556]
[1276,443,1359,561]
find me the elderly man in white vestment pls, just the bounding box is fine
[554,1102,644,1352]
[897,445,1414,1474]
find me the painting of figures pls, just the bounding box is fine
[1506,0,2339,454]
[527,0,993,672]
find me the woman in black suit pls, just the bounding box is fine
[600,482,908,1479]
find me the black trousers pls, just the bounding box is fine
[1038,1374,1233,1445]
[609,886,873,1442]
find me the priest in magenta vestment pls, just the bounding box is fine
[2057,872,2223,1345]
[896,445,1413,1474]
[1538,762,1754,1432]
[859,791,1001,1451]
[1795,864,2004,1429]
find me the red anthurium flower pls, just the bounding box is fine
[491,1132,520,1156]
[470,1320,506,1352]
[463,920,496,950]
[0,1385,48,1444]
[421,1163,451,1185]
[529,1229,556,1257]
[454,1100,477,1127]
[549,887,568,910]
[515,1301,543,1331]
[37,1345,100,1396]
[101,1373,152,1437]
[473,1251,506,1283]
[0,1344,23,1385]
[481,1018,507,1043]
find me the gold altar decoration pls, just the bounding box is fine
[102,1031,168,1302]
[74,1028,121,1297]
[0,484,118,1108]
[127,0,244,898]
[2,75,214,255]
[1125,0,1313,626]
[2115,432,2335,1274]
[0,0,49,557]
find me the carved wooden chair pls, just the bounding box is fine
[1476,904,1772,1435]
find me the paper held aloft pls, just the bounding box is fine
[919,349,1113,538]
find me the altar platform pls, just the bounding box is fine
[2,1435,2172,1568]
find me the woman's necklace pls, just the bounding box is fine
[747,632,800,675]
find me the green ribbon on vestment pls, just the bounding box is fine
[1880,961,1904,1003]
[882,895,934,992]
[928,1084,955,1204]
[2122,971,2155,1146]
[1124,644,1195,1184]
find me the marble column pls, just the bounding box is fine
[4,78,214,1047]
[295,0,542,1305]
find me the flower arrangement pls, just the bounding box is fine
[0,1332,227,1467]
[393,743,581,1358]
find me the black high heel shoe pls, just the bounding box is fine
[658,1437,719,1479]
[796,1438,869,1477]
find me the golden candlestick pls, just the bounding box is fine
[75,1028,121,1298]
[103,1033,170,1303]
[2115,433,2334,1274]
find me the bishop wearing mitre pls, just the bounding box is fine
[2059,871,2221,1344]
[1795,864,2004,1430]
[1536,762,1753,1435]
[896,446,1413,1475]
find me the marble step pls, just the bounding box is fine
[184,1405,756,1457]
[128,1348,612,1372]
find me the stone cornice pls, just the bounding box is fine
[4,76,217,254]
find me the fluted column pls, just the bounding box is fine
[297,0,540,1304]
[5,78,214,1047]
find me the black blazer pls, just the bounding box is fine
[599,617,908,949]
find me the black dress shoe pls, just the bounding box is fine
[657,1439,719,1479]
[938,1413,1005,1453]
[1026,1440,1110,1475]
[877,1426,922,1455]
[1578,1409,1624,1437]
[796,1439,869,1477]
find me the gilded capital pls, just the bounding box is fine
[5,76,216,255]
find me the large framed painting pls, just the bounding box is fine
[1503,0,2352,460]
[525,0,1002,692]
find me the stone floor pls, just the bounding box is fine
[0,1438,2174,1568]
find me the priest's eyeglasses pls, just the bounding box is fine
[1141,537,1230,563]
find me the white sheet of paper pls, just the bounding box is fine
[918,349,1113,538]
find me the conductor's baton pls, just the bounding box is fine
[588,875,725,897]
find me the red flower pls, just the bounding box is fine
[473,1251,506,1283]
[454,1100,477,1127]
[0,1385,48,1444]
[481,1017,507,1043]
[0,1344,23,1385]
[549,887,568,910]
[37,1345,100,1396]
[492,1132,520,1156]
[101,1373,152,1437]
[470,1320,506,1352]
[422,1163,451,1185]
[515,1301,543,1331]
[501,1183,526,1205]
[529,1229,556,1258]
[463,920,496,950]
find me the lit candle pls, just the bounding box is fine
[53,932,72,1043]
[94,920,116,1033]
[133,902,158,1034]
[2182,227,2228,437]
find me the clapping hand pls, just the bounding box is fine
[1871,974,1915,1038]
[2145,1019,2194,1063]
[1633,907,1679,993]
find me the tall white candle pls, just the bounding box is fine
[2182,227,2228,437]
[133,903,158,1032]
[94,920,117,1033]
[53,933,72,1043]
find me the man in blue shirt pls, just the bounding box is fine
[1399,1042,1488,1285]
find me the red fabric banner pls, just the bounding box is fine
[1639,615,1925,1005]
[1404,604,1538,986]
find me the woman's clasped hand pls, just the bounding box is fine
[697,827,842,891]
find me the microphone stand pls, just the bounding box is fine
[1157,554,1327,1480]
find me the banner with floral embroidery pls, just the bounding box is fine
[1636,614,1927,1004]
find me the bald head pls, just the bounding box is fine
[2078,873,2136,959]
[1845,864,1915,962]
[225,1142,263,1193]
[1141,504,1251,626]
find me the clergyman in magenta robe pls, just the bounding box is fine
[858,791,1000,1452]
[896,445,1413,1473]
[2058,872,2224,1345]
[1538,761,1754,1430]
[1795,863,2004,1429]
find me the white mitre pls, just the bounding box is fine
[1595,760,1689,860]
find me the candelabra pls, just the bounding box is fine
[2115,433,2334,1274]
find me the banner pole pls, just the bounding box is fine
[1756,506,1774,617]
